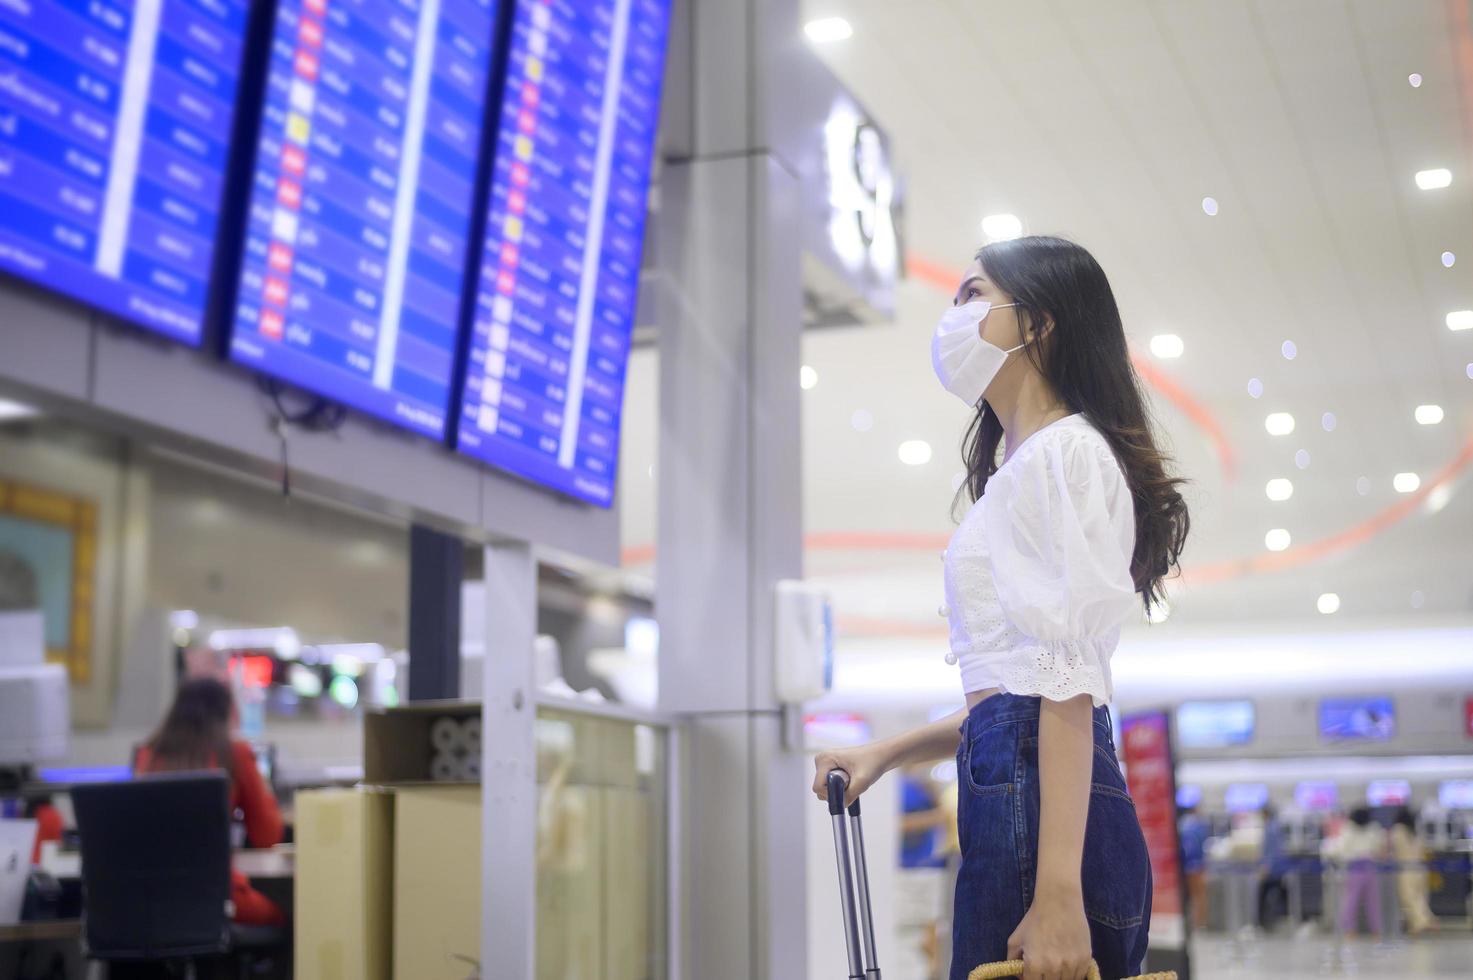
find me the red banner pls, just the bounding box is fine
[1465,696,1473,738]
[1121,711,1185,948]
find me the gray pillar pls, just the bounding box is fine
[656,1,808,975]
[480,540,537,976]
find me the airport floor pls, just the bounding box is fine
[1189,933,1473,978]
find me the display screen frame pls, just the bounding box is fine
[222,0,504,440]
[450,0,674,507]
[0,0,260,346]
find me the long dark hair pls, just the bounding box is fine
[143,677,236,780]
[957,236,1189,611]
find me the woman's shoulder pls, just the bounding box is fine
[228,739,258,769]
[995,414,1124,489]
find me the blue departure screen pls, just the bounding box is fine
[0,0,248,344]
[228,0,496,439]
[454,0,670,506]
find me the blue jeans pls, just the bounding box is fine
[949,694,1152,980]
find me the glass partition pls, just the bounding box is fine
[535,706,669,980]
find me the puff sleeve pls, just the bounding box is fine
[980,429,1138,706]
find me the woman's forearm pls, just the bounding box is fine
[875,708,968,771]
[1035,694,1095,898]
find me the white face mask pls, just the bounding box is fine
[930,300,1023,406]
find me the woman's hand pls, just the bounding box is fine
[811,743,890,808]
[1006,886,1093,980]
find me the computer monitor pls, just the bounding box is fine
[1318,697,1395,741]
[1366,779,1411,807]
[1294,781,1339,812]
[1439,780,1473,809]
[1176,699,1255,748]
[1225,783,1270,813]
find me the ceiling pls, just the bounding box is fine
[620,0,1473,647]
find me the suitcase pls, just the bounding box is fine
[823,770,1176,980]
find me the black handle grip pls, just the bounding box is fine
[826,769,849,815]
[848,796,862,817]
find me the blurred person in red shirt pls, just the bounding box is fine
[134,678,284,926]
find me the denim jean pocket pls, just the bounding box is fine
[962,722,1018,796]
[1081,786,1149,929]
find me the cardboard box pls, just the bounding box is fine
[294,787,394,980]
[365,699,480,785]
[394,786,481,980]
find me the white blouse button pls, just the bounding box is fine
[937,604,950,618]
[944,651,958,666]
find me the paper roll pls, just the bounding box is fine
[461,717,482,753]
[430,753,460,782]
[461,754,482,782]
[431,716,464,753]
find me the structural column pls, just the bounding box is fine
[407,523,463,701]
[656,1,810,975]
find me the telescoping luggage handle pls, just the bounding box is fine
[827,769,881,980]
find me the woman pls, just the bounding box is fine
[134,677,286,927]
[1389,807,1437,935]
[1322,807,1386,937]
[813,236,1188,980]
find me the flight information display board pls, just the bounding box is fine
[455,0,670,506]
[228,0,496,439]
[0,0,249,344]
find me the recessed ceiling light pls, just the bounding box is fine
[1266,478,1294,502]
[1149,334,1184,359]
[851,408,874,432]
[1415,404,1444,425]
[1281,340,1298,360]
[1265,412,1295,436]
[981,213,1024,241]
[0,397,39,422]
[1394,472,1421,493]
[1410,590,1426,609]
[1447,310,1473,332]
[1295,449,1311,470]
[1409,73,1423,88]
[1355,476,1371,496]
[1442,251,1456,268]
[800,365,818,390]
[1425,484,1452,513]
[1247,378,1264,399]
[803,17,853,43]
[1416,168,1452,190]
[898,440,933,466]
[1265,528,1292,552]
[1321,412,1337,432]
[1317,593,1341,615]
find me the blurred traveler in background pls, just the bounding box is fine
[1390,807,1438,935]
[1257,803,1290,930]
[1323,807,1386,937]
[1178,803,1210,931]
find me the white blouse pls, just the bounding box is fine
[941,414,1138,707]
